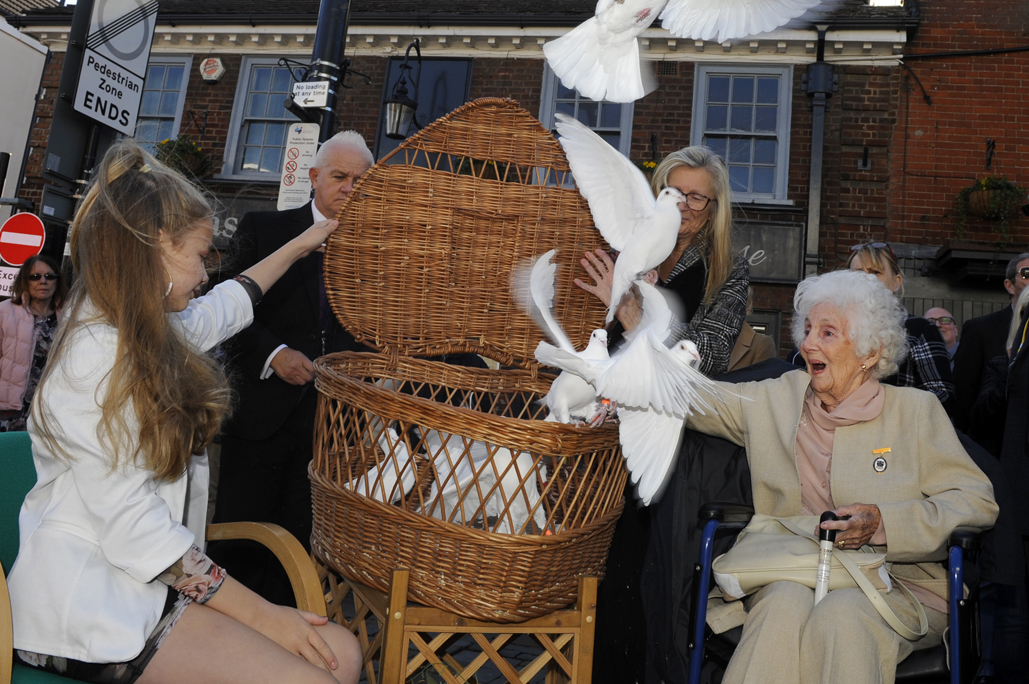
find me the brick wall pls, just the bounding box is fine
[885,0,1029,245]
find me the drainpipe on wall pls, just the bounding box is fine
[802,25,837,276]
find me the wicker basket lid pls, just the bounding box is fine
[325,98,609,367]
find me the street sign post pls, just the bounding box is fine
[291,81,329,109]
[73,0,159,136]
[277,123,320,211]
[0,213,46,266]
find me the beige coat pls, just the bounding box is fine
[687,369,998,599]
[727,322,778,372]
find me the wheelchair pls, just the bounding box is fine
[686,502,983,684]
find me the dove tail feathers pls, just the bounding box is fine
[543,19,650,104]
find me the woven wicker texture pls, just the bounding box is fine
[312,99,626,622]
[312,353,625,622]
[324,97,608,366]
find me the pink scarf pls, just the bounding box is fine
[795,378,885,516]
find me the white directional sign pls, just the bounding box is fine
[292,81,329,109]
[277,123,320,211]
[74,0,159,135]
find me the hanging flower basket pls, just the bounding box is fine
[955,176,1026,237]
[155,135,212,181]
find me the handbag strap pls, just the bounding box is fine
[776,518,929,640]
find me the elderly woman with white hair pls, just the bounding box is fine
[685,269,998,684]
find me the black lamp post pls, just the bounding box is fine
[384,40,422,140]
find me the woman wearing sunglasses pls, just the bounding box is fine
[847,242,956,416]
[0,254,66,431]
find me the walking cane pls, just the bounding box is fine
[815,511,838,605]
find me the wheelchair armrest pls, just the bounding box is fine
[206,522,326,616]
[699,502,755,524]
[949,526,984,553]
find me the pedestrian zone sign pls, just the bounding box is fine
[74,0,159,135]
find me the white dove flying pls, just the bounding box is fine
[515,248,611,424]
[542,0,662,103]
[554,113,684,325]
[535,281,726,504]
[544,0,827,103]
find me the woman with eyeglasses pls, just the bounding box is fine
[847,242,957,416]
[575,147,749,377]
[0,254,66,431]
[573,147,750,683]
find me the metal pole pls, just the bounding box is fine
[309,0,352,143]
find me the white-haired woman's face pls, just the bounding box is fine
[665,165,715,246]
[800,303,881,409]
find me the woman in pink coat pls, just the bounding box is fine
[0,254,65,431]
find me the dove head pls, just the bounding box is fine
[656,187,687,209]
[674,340,702,368]
[588,329,609,347]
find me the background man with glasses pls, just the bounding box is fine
[924,307,959,369]
[953,252,1029,432]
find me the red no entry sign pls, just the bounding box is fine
[0,213,45,266]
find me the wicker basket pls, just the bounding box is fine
[311,98,626,622]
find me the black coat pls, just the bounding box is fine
[1001,310,1029,536]
[953,306,1012,431]
[221,203,365,440]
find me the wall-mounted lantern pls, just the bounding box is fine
[384,40,422,140]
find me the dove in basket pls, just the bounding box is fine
[554,113,685,325]
[543,0,827,103]
[351,382,548,534]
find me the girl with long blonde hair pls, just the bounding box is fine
[8,141,360,684]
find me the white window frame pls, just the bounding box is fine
[539,63,635,158]
[133,55,192,151]
[691,63,793,204]
[219,55,298,181]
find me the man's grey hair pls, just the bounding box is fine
[1006,253,1029,281]
[791,270,908,379]
[313,130,374,169]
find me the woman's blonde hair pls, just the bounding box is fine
[846,242,904,296]
[32,140,231,482]
[650,147,734,305]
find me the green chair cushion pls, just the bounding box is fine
[1,431,35,574]
[13,662,85,684]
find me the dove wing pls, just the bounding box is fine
[622,280,677,344]
[591,330,694,412]
[616,405,686,506]
[534,341,606,385]
[660,0,823,43]
[554,113,656,252]
[527,250,577,353]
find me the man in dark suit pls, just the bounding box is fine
[952,252,1029,432]
[211,131,374,602]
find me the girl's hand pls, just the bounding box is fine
[293,219,339,258]
[819,503,883,550]
[252,603,339,672]
[574,249,617,307]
